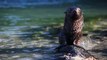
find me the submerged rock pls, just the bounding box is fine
[55,45,97,60]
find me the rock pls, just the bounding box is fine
[55,45,97,60]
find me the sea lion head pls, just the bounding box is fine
[65,7,83,20]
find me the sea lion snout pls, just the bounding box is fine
[75,8,81,16]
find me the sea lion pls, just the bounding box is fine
[59,7,84,46]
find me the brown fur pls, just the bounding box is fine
[59,7,84,45]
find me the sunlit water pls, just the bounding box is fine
[0,26,59,60]
[4,15,30,25]
[0,14,98,60]
[0,26,98,60]
[79,36,98,50]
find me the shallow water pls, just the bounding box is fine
[0,26,99,60]
[0,14,102,60]
[4,15,30,25]
[0,26,59,60]
[0,15,99,60]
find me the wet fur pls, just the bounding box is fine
[59,7,83,45]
